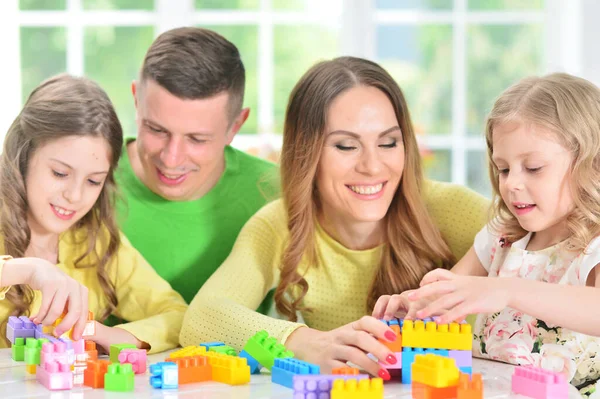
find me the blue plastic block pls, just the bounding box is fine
[271,358,320,388]
[460,366,472,375]
[149,362,178,389]
[239,349,261,374]
[401,347,449,384]
[199,341,225,350]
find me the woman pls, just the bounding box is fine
[180,57,488,379]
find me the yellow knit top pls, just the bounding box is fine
[0,227,188,352]
[180,180,489,349]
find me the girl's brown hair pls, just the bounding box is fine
[275,56,455,320]
[0,74,123,326]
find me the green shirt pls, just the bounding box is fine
[115,138,280,304]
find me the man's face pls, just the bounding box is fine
[132,79,247,201]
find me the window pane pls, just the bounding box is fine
[467,150,491,197]
[203,25,258,134]
[20,0,66,10]
[84,27,154,138]
[467,24,542,136]
[422,149,452,182]
[273,25,338,134]
[272,0,341,11]
[377,0,452,10]
[272,0,305,10]
[378,25,452,135]
[21,27,66,103]
[468,0,544,10]
[195,0,259,9]
[83,0,153,10]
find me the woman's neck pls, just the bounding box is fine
[317,212,384,251]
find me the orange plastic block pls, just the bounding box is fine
[331,378,384,399]
[412,381,457,399]
[83,359,110,389]
[169,346,207,359]
[402,320,472,351]
[332,366,360,375]
[26,364,37,374]
[53,311,95,339]
[412,354,459,388]
[204,352,250,385]
[84,340,98,361]
[166,355,212,384]
[379,324,402,352]
[457,373,483,399]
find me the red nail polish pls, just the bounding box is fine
[384,331,397,342]
[378,368,391,381]
[386,354,397,365]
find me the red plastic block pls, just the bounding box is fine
[36,360,73,390]
[118,349,147,374]
[412,381,457,399]
[457,373,483,399]
[511,366,568,399]
[332,366,360,375]
[83,359,110,389]
[166,355,212,384]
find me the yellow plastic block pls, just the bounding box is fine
[169,346,207,359]
[204,352,250,385]
[331,378,384,399]
[26,364,36,374]
[412,354,460,388]
[402,320,472,351]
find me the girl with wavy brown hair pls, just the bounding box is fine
[0,74,187,352]
[180,57,488,377]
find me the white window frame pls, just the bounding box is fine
[0,0,593,190]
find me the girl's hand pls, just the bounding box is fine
[285,316,398,380]
[87,322,147,354]
[408,268,511,323]
[372,289,438,320]
[6,257,89,339]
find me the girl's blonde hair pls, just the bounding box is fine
[486,72,600,250]
[0,74,123,330]
[276,56,455,320]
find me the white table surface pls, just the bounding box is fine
[0,348,582,398]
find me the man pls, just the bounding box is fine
[116,27,279,305]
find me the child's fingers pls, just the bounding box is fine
[33,288,58,324]
[41,287,69,326]
[383,295,408,320]
[419,268,454,286]
[71,286,89,340]
[416,292,463,319]
[436,304,470,325]
[409,281,455,301]
[371,295,391,319]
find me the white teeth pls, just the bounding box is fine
[53,205,73,216]
[515,205,530,209]
[349,183,383,195]
[162,172,183,179]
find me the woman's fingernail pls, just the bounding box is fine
[378,368,391,381]
[384,331,397,342]
[386,354,397,365]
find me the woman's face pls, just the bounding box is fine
[316,85,405,226]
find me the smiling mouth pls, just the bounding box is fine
[347,183,385,195]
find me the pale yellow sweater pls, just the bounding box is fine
[180,180,489,349]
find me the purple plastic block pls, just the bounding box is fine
[35,324,43,339]
[6,316,35,344]
[449,350,472,368]
[293,374,369,398]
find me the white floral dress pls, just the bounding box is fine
[472,225,600,394]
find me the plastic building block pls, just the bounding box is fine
[210,345,237,356]
[105,363,134,392]
[460,366,472,375]
[6,316,36,344]
[40,342,70,366]
[52,310,95,339]
[402,348,449,384]
[243,330,294,370]
[412,381,457,399]
[380,351,402,370]
[204,351,250,385]
[11,337,25,361]
[412,354,460,388]
[378,322,403,352]
[402,320,472,351]
[199,341,225,349]
[457,373,483,399]
[33,324,59,342]
[239,349,261,374]
[84,340,98,361]
[331,377,384,399]
[332,366,361,375]
[293,374,370,398]
[84,359,110,388]
[169,345,207,359]
[271,358,320,388]
[36,359,73,390]
[166,356,212,384]
[26,364,37,374]
[109,343,136,363]
[511,366,569,399]
[449,350,472,368]
[118,348,147,374]
[150,362,179,389]
[25,338,49,366]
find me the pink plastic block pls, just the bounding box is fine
[118,349,147,374]
[511,366,568,399]
[37,360,73,390]
[72,339,85,354]
[41,342,69,366]
[379,351,402,370]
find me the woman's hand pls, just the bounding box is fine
[285,316,399,380]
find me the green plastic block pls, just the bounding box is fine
[105,363,134,392]
[11,338,25,361]
[243,330,294,371]
[210,345,237,356]
[24,338,48,365]
[109,343,136,363]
